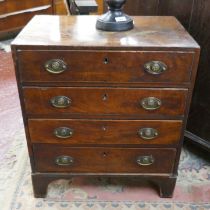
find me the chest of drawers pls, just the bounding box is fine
[11,15,200,198]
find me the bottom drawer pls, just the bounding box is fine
[33,145,176,173]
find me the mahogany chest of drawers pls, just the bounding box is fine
[11,15,200,198]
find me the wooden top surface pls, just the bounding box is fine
[12,15,199,50]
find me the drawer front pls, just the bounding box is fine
[18,51,193,84]
[0,0,52,14]
[29,119,182,146]
[0,6,53,32]
[23,87,187,117]
[33,145,176,173]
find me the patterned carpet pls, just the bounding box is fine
[1,127,210,210]
[0,49,210,210]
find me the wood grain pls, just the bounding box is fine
[0,0,54,36]
[11,16,199,50]
[11,15,200,198]
[23,87,188,117]
[124,0,194,30]
[33,145,177,173]
[116,0,210,150]
[28,119,182,146]
[0,6,53,33]
[18,50,194,84]
[0,0,52,14]
[157,0,194,29]
[124,0,158,16]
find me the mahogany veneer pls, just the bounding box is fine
[11,15,200,198]
[23,87,187,117]
[33,145,176,173]
[18,51,193,84]
[123,0,210,151]
[28,119,182,146]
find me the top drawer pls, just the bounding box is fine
[17,50,194,84]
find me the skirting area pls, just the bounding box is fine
[0,50,210,210]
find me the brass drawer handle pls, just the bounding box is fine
[138,128,158,140]
[140,97,161,110]
[54,127,74,138]
[45,59,67,74]
[136,155,154,166]
[55,156,74,166]
[144,61,167,75]
[50,96,71,108]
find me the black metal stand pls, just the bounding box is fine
[96,0,133,31]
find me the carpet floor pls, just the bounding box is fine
[0,50,210,210]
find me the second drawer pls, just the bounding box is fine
[28,119,183,146]
[23,87,188,118]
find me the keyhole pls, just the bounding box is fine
[102,93,108,101]
[104,57,109,64]
[103,152,108,157]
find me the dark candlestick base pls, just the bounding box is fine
[96,0,134,31]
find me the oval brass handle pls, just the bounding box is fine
[136,155,154,166]
[140,97,161,110]
[138,128,158,140]
[50,96,71,108]
[54,127,74,138]
[45,59,67,74]
[144,61,167,75]
[55,156,74,166]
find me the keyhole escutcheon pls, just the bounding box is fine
[104,57,109,64]
[102,93,108,101]
[103,152,108,157]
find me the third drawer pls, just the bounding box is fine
[28,119,183,146]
